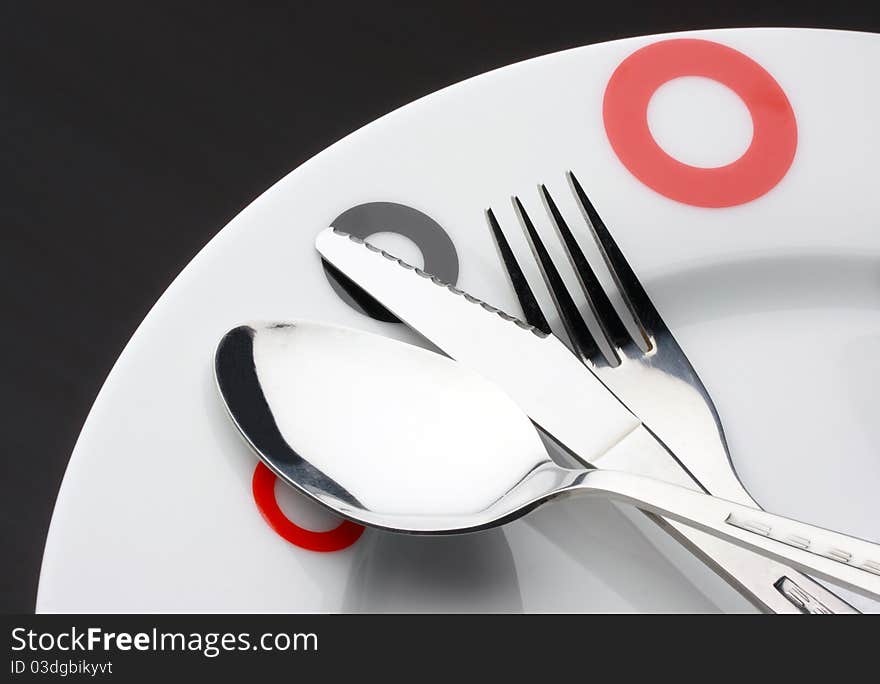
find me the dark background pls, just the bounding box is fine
[2,2,877,613]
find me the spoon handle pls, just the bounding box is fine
[574,469,880,599]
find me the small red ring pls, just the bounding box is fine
[603,38,797,208]
[251,462,364,552]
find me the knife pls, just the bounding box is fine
[316,226,863,612]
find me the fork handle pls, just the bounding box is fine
[571,469,880,600]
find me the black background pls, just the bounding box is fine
[2,2,877,613]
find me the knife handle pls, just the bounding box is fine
[573,469,880,601]
[595,432,860,613]
[656,519,859,613]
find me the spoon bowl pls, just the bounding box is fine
[214,320,574,533]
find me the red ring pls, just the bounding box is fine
[251,462,364,552]
[603,38,797,208]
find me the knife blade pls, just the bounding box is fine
[318,229,641,462]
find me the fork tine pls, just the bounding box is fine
[540,184,630,350]
[511,196,601,364]
[568,171,657,348]
[485,208,551,334]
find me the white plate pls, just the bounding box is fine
[38,28,880,613]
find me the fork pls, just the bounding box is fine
[486,171,859,614]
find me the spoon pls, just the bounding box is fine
[215,321,880,598]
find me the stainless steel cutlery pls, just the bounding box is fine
[315,211,876,611]
[215,321,880,599]
[213,170,878,611]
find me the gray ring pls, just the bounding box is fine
[323,202,460,322]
